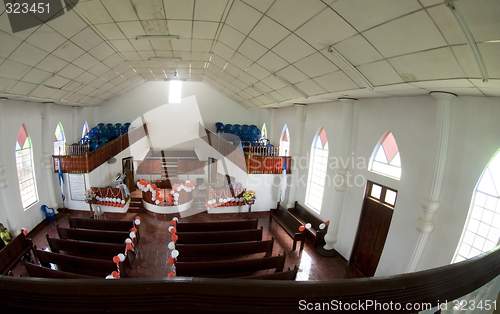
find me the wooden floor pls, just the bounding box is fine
[13,193,364,281]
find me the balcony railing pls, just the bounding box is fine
[200,124,247,172]
[53,124,148,173]
[1,244,500,312]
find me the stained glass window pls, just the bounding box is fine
[370,132,401,179]
[82,121,89,140]
[54,122,65,155]
[15,124,38,209]
[279,124,290,156]
[305,128,329,213]
[261,123,267,140]
[453,150,500,263]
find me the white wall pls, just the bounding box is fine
[98,81,260,133]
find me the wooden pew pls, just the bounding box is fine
[68,217,139,242]
[176,238,274,260]
[238,265,299,280]
[175,252,287,277]
[288,201,328,247]
[34,249,123,277]
[269,202,305,251]
[23,260,99,279]
[0,232,34,275]
[176,227,263,244]
[176,218,258,232]
[46,235,135,268]
[57,226,131,244]
[46,234,124,257]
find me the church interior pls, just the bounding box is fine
[0,0,499,312]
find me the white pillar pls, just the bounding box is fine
[42,103,59,210]
[286,104,306,209]
[0,98,14,231]
[323,98,356,251]
[407,92,456,272]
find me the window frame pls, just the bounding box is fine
[54,121,66,156]
[279,124,290,156]
[15,124,39,210]
[365,180,398,209]
[369,131,401,180]
[305,127,329,214]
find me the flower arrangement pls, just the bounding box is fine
[84,189,96,203]
[243,190,256,204]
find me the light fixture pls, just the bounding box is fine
[445,0,488,82]
[328,45,374,91]
[168,71,182,103]
[273,73,309,99]
[27,73,55,97]
[136,35,180,40]
[148,57,182,61]
[251,85,279,103]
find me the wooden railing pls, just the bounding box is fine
[246,154,291,174]
[248,144,279,156]
[53,124,148,174]
[199,124,247,172]
[1,244,500,312]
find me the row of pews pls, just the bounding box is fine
[22,217,140,279]
[172,218,298,280]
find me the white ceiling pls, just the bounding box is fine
[0,0,499,107]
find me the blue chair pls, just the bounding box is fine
[241,124,249,130]
[41,205,56,225]
[223,125,233,134]
[120,125,128,134]
[249,125,257,130]
[97,123,105,129]
[114,123,122,130]
[215,122,224,133]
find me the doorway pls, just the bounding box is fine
[350,181,397,277]
[122,157,135,193]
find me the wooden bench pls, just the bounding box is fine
[176,227,263,244]
[176,218,258,232]
[57,226,132,244]
[46,235,135,268]
[175,252,287,277]
[68,217,139,242]
[288,201,328,247]
[269,202,305,251]
[239,265,299,280]
[176,238,274,260]
[34,249,124,277]
[0,232,34,275]
[23,260,99,279]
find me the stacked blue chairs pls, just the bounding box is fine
[120,125,128,135]
[105,123,113,130]
[223,124,234,134]
[97,123,105,129]
[215,122,224,133]
[241,124,249,130]
[114,123,122,129]
[233,124,241,132]
[249,125,257,130]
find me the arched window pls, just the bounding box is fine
[305,127,329,213]
[82,121,89,140]
[279,124,290,156]
[54,122,65,155]
[453,150,500,263]
[261,123,268,140]
[369,131,401,179]
[15,124,38,209]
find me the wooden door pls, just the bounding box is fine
[350,182,396,277]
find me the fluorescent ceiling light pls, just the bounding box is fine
[328,45,374,91]
[148,57,182,61]
[136,35,180,40]
[445,0,488,82]
[168,71,182,103]
[273,73,309,99]
[27,73,54,97]
[251,85,279,103]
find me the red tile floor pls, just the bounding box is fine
[13,192,364,281]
